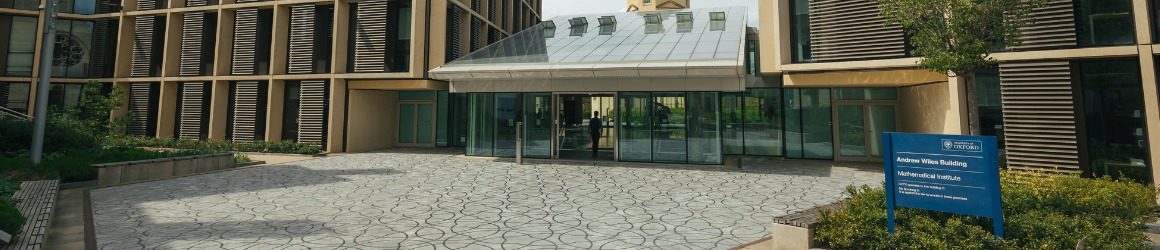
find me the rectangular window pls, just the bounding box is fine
[3,82,30,113]
[522,93,551,158]
[316,5,333,73]
[721,92,744,155]
[976,68,1005,148]
[652,92,687,163]
[201,13,218,76]
[8,0,38,10]
[466,93,495,156]
[493,93,521,157]
[743,88,784,156]
[1080,60,1151,183]
[1075,0,1134,46]
[687,92,722,164]
[790,0,811,62]
[52,19,95,78]
[256,9,274,75]
[281,82,301,142]
[47,83,86,110]
[784,88,833,160]
[618,92,652,162]
[6,16,37,76]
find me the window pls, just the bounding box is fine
[976,68,1005,148]
[281,82,301,142]
[644,0,651,4]
[784,88,833,159]
[4,0,39,10]
[46,83,87,110]
[790,0,812,62]
[5,16,38,76]
[52,19,96,78]
[59,0,97,14]
[3,82,30,113]
[1080,60,1151,182]
[1075,0,1134,46]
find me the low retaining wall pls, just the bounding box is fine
[93,153,234,186]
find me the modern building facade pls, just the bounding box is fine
[626,0,687,12]
[0,0,542,153]
[761,0,1160,182]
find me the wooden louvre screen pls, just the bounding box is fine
[187,0,208,7]
[89,19,110,78]
[179,12,205,76]
[232,8,259,75]
[287,4,317,74]
[178,82,209,139]
[138,0,156,11]
[298,80,329,145]
[1009,0,1076,50]
[131,15,155,77]
[808,0,906,62]
[447,6,462,62]
[999,61,1081,173]
[128,83,154,136]
[231,81,267,141]
[353,0,390,73]
[489,27,501,44]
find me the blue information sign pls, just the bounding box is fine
[882,132,1003,238]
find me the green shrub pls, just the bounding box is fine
[816,171,1157,250]
[0,202,23,237]
[234,153,252,163]
[2,147,230,182]
[106,135,323,155]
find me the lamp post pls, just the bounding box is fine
[30,0,59,164]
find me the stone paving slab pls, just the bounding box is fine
[91,148,882,250]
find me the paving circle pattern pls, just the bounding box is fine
[92,148,882,249]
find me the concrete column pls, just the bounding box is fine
[156,81,179,138]
[1136,46,1160,203]
[207,80,230,139]
[214,10,235,76]
[332,1,350,74]
[410,0,430,77]
[160,13,183,77]
[947,75,970,135]
[428,0,448,68]
[266,79,285,141]
[327,78,346,152]
[1135,0,1153,45]
[113,14,136,78]
[270,4,290,75]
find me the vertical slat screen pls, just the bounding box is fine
[131,16,155,77]
[298,80,329,145]
[808,0,906,62]
[513,3,521,30]
[502,0,509,30]
[179,12,205,76]
[287,4,316,74]
[471,17,483,52]
[489,27,501,44]
[0,83,9,110]
[447,6,462,62]
[89,19,110,78]
[231,81,267,141]
[1009,0,1076,50]
[178,82,207,139]
[231,8,259,75]
[472,0,482,13]
[353,0,390,72]
[489,0,498,23]
[999,61,1080,173]
[128,83,153,136]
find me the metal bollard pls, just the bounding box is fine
[516,122,523,165]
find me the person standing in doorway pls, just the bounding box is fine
[589,111,602,158]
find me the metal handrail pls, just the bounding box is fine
[0,106,30,121]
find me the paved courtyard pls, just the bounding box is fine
[91,148,883,250]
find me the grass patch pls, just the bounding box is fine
[106,135,323,155]
[815,170,1157,250]
[1,147,228,183]
[0,176,24,237]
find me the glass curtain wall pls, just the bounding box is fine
[653,92,687,163]
[466,93,494,156]
[523,93,552,158]
[448,93,469,147]
[784,88,833,159]
[494,93,521,157]
[687,92,722,164]
[1075,0,1134,46]
[52,19,94,78]
[743,89,784,156]
[436,90,449,146]
[790,0,811,62]
[281,82,301,142]
[976,68,1005,148]
[5,16,38,76]
[721,92,744,154]
[1079,60,1151,183]
[619,92,652,162]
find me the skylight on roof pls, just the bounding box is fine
[597,16,616,26]
[710,12,726,21]
[541,20,555,29]
[644,14,661,24]
[676,12,693,23]
[569,17,587,28]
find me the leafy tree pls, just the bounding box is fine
[71,80,133,137]
[870,0,1052,135]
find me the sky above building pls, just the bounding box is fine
[541,0,761,28]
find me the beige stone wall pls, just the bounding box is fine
[898,82,965,135]
[346,90,399,153]
[626,0,689,12]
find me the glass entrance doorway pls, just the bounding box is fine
[834,103,897,161]
[398,102,435,146]
[555,94,616,161]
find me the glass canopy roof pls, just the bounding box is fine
[446,7,748,66]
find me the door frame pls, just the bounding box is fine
[551,92,619,161]
[831,99,899,162]
[396,100,437,147]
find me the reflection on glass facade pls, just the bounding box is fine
[1080,60,1151,182]
[466,93,495,156]
[3,82,30,112]
[46,83,86,110]
[494,93,521,157]
[436,90,449,146]
[784,89,833,159]
[790,0,811,62]
[652,92,687,163]
[721,92,743,154]
[523,93,552,158]
[1076,0,1135,46]
[53,20,95,78]
[976,68,1005,148]
[6,16,38,76]
[687,92,722,164]
[619,92,652,162]
[281,82,301,142]
[743,89,783,156]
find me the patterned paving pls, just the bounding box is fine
[91,148,883,250]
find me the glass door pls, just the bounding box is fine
[553,93,617,161]
[833,103,896,161]
[397,102,436,147]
